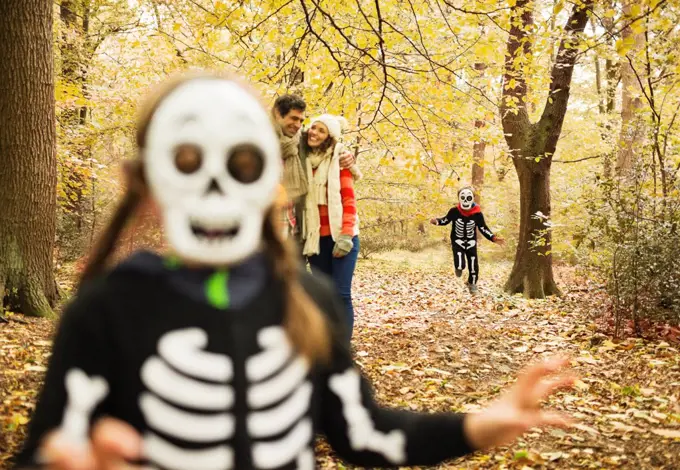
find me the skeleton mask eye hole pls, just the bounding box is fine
[227,144,264,184]
[174,144,203,174]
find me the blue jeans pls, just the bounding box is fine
[307,235,359,340]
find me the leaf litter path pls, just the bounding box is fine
[318,249,680,469]
[1,249,679,469]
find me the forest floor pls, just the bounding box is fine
[1,247,680,469]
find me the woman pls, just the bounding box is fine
[302,114,359,340]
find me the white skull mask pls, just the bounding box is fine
[143,79,282,265]
[458,188,475,210]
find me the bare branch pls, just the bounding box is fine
[371,0,388,127]
[537,0,594,154]
[238,0,294,39]
[298,0,345,73]
[553,153,606,163]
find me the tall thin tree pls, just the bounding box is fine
[471,63,487,205]
[615,1,646,176]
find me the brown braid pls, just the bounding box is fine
[262,207,331,364]
[78,160,146,288]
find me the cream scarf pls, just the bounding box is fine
[303,143,344,256]
[274,121,308,200]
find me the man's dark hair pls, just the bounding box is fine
[273,94,306,118]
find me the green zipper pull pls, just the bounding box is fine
[206,270,229,309]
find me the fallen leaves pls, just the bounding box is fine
[0,316,55,468]
[335,254,680,468]
[651,428,680,439]
[1,252,679,469]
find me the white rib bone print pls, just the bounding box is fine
[455,219,465,238]
[247,327,314,469]
[465,220,475,238]
[140,328,235,470]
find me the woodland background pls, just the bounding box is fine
[1,0,680,468]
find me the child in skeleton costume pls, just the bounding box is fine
[14,73,573,470]
[430,187,504,293]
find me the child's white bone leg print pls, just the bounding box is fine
[329,368,407,464]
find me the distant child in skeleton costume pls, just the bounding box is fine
[430,187,505,293]
[14,73,573,470]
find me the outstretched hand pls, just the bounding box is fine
[39,418,142,470]
[494,237,506,246]
[463,356,575,450]
[430,218,437,225]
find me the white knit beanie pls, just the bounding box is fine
[309,114,348,140]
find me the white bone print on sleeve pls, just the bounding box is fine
[59,368,109,447]
[329,368,407,465]
[140,328,234,470]
[246,327,314,469]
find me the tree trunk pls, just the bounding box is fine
[471,62,486,206]
[0,0,58,317]
[601,8,617,177]
[504,158,561,297]
[615,2,645,176]
[59,0,90,221]
[602,0,618,114]
[59,0,85,216]
[500,0,592,299]
[594,52,605,114]
[471,124,485,205]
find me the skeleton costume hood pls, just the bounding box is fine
[14,75,476,470]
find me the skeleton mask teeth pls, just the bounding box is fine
[190,223,240,242]
[187,210,242,243]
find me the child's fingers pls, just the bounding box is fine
[514,356,570,402]
[91,418,142,470]
[534,410,574,429]
[529,373,577,406]
[40,432,96,470]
